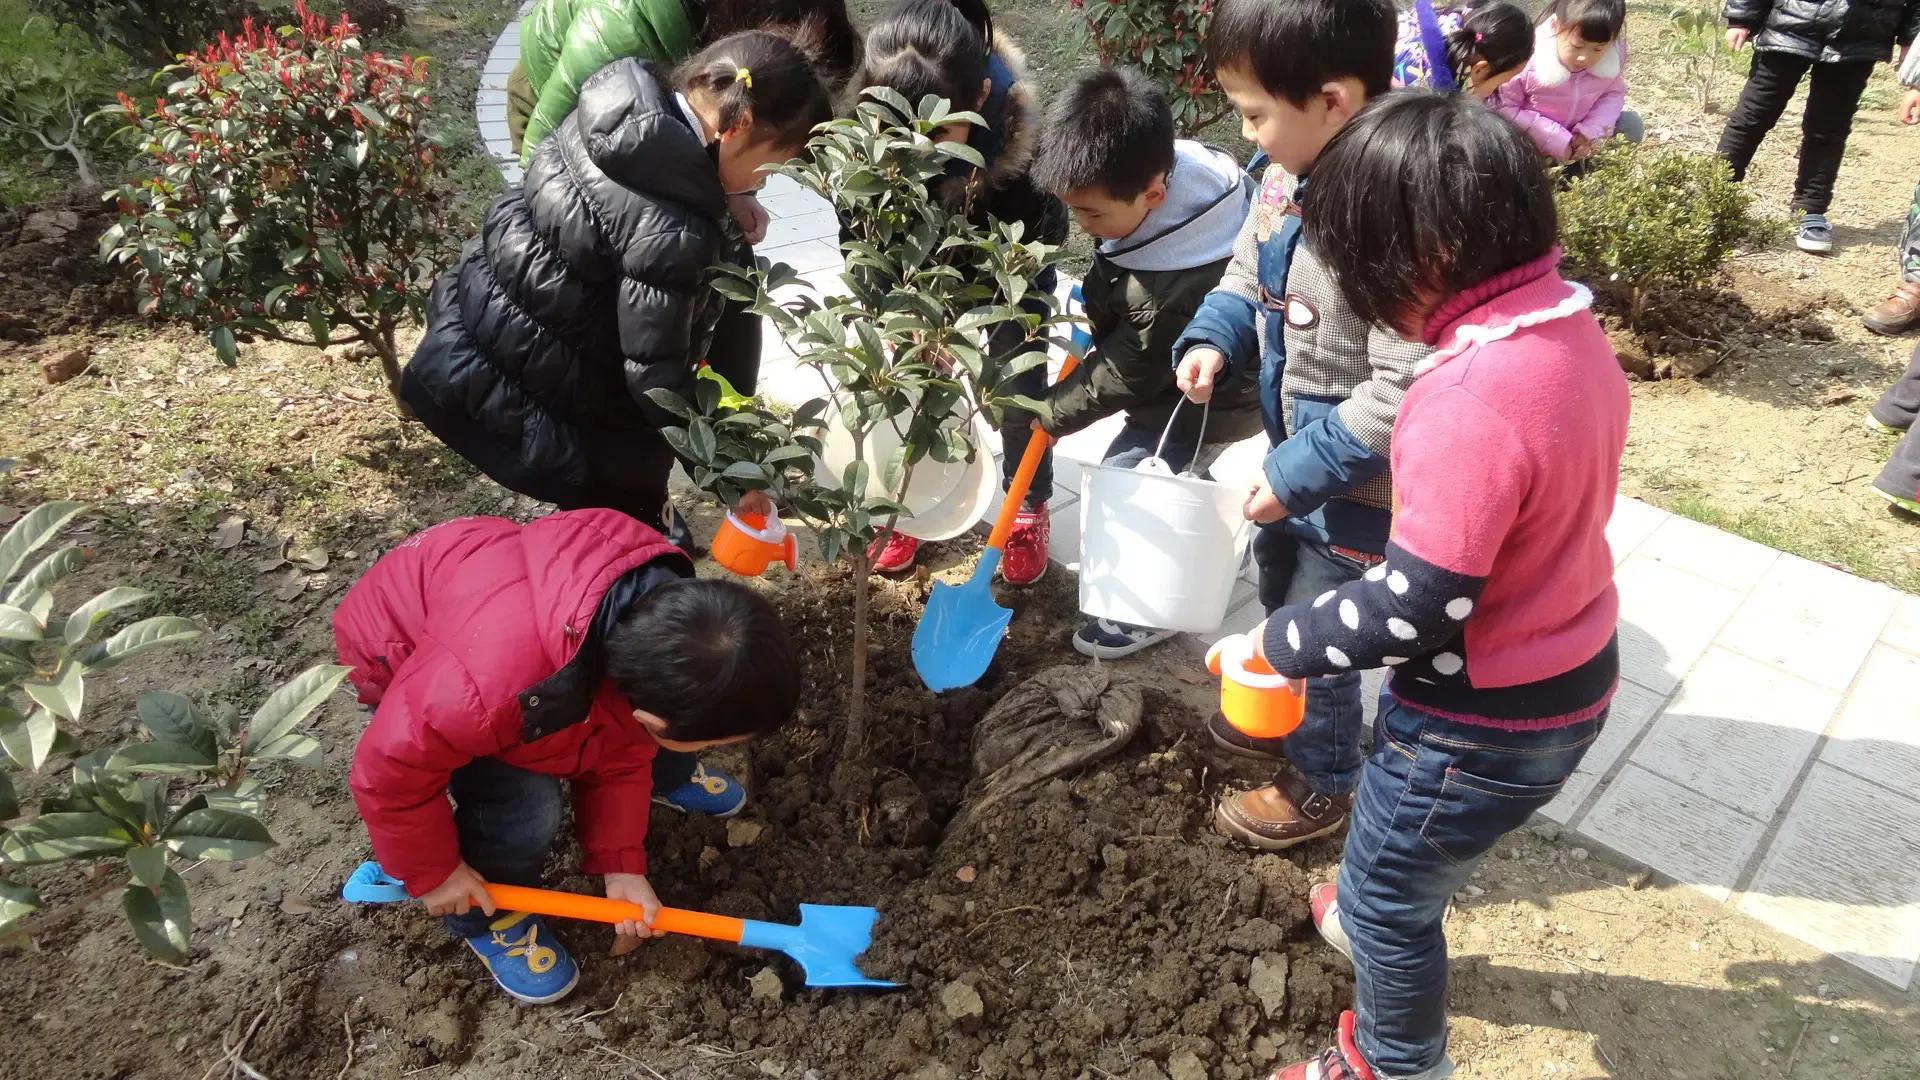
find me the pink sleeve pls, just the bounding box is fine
[1389,384,1532,578]
[1494,79,1575,160]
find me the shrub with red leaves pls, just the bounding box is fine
[1067,0,1226,133]
[101,1,451,404]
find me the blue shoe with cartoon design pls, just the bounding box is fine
[652,761,747,818]
[464,911,579,1004]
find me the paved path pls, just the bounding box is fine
[475,18,1920,990]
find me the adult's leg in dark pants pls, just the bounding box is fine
[441,758,564,938]
[1792,60,1875,215]
[651,749,699,790]
[1716,50,1814,181]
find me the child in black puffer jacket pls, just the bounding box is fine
[1718,0,1920,254]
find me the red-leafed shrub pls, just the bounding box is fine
[102,1,452,405]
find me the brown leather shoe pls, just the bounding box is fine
[1864,281,1920,336]
[1208,710,1290,761]
[1215,767,1353,851]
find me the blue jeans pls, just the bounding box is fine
[995,267,1061,510]
[439,751,697,937]
[1253,524,1376,796]
[1340,692,1605,1077]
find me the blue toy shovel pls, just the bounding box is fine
[342,861,899,990]
[913,353,1080,692]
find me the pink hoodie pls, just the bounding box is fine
[1494,19,1629,161]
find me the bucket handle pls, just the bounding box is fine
[1150,396,1211,474]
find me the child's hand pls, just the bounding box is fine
[1725,27,1750,51]
[727,193,771,245]
[420,862,496,918]
[1243,481,1288,524]
[733,490,776,519]
[1176,347,1226,404]
[1569,134,1592,160]
[603,873,665,939]
[1901,89,1920,126]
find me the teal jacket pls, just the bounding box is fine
[518,0,697,166]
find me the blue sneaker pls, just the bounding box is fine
[464,912,579,1004]
[652,761,747,818]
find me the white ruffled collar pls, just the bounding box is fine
[1530,17,1623,87]
[1419,280,1594,375]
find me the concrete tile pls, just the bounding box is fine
[479,119,512,145]
[476,88,508,110]
[1049,496,1083,574]
[498,164,523,188]
[1739,763,1920,989]
[761,171,803,198]
[484,53,520,76]
[497,25,520,44]
[1714,554,1898,694]
[1818,645,1920,795]
[1631,512,1779,592]
[1052,413,1128,465]
[761,208,840,249]
[1580,763,1769,902]
[1541,676,1669,825]
[1614,553,1746,694]
[1883,595,1920,655]
[761,239,843,277]
[1605,496,1669,566]
[1627,648,1838,820]
[761,187,833,220]
[479,71,511,92]
[1191,592,1268,654]
[477,103,508,124]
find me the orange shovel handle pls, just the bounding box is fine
[986,354,1079,551]
[483,883,745,943]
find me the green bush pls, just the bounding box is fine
[1068,0,1225,132]
[30,0,251,66]
[101,0,452,404]
[1557,142,1772,326]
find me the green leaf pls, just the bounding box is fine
[62,587,152,646]
[251,733,322,767]
[211,326,238,365]
[643,388,697,422]
[163,807,276,861]
[0,604,41,641]
[841,459,871,495]
[0,501,87,588]
[352,101,385,129]
[83,616,201,670]
[242,664,349,756]
[0,708,60,771]
[0,879,40,934]
[105,740,216,774]
[203,778,265,818]
[686,419,717,465]
[1,811,134,864]
[136,691,204,742]
[126,845,168,888]
[24,662,84,722]
[122,867,191,963]
[0,770,14,821]
[6,546,86,606]
[933,141,985,170]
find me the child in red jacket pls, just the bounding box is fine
[336,509,799,1004]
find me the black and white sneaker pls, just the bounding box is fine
[1072,618,1176,660]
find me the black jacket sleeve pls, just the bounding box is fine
[1724,0,1772,30]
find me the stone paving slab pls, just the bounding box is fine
[475,8,1920,986]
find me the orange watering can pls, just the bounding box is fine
[1205,631,1306,739]
[710,509,798,577]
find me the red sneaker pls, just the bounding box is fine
[1271,1012,1377,1080]
[867,529,921,575]
[999,504,1050,585]
[1309,881,1353,962]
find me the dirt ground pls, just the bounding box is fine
[4,2,1920,1079]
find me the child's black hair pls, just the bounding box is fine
[1031,66,1176,201]
[1206,0,1398,104]
[857,0,990,110]
[1303,90,1556,334]
[1445,3,1531,87]
[605,578,800,743]
[700,0,864,92]
[1542,0,1625,43]
[675,28,836,152]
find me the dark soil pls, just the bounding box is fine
[1584,267,1839,380]
[2,561,1340,1080]
[0,191,130,348]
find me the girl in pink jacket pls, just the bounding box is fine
[1494,0,1640,162]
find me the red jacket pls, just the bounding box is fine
[336,509,690,896]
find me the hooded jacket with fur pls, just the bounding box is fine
[936,36,1069,247]
[1493,20,1630,160]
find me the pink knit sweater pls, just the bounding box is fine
[1260,251,1630,727]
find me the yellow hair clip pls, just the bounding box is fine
[735,66,753,89]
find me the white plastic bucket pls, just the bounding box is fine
[813,393,998,542]
[1077,403,1250,632]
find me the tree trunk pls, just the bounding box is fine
[372,315,415,420]
[845,547,870,764]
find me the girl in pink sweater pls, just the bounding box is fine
[1493,0,1638,162]
[1253,91,1629,1080]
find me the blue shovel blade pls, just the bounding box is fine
[738,904,901,989]
[342,860,410,904]
[913,550,1014,692]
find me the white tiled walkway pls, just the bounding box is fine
[477,18,1920,989]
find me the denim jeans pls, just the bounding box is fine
[1253,524,1378,796]
[1340,691,1605,1078]
[995,267,1062,510]
[439,751,697,937]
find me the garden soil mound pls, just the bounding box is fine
[0,192,130,346]
[2,564,1343,1079]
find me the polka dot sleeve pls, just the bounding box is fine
[1259,542,1487,682]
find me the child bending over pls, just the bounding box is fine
[1028,65,1260,659]
[1493,0,1641,163]
[339,510,800,1005]
[1250,91,1628,1080]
